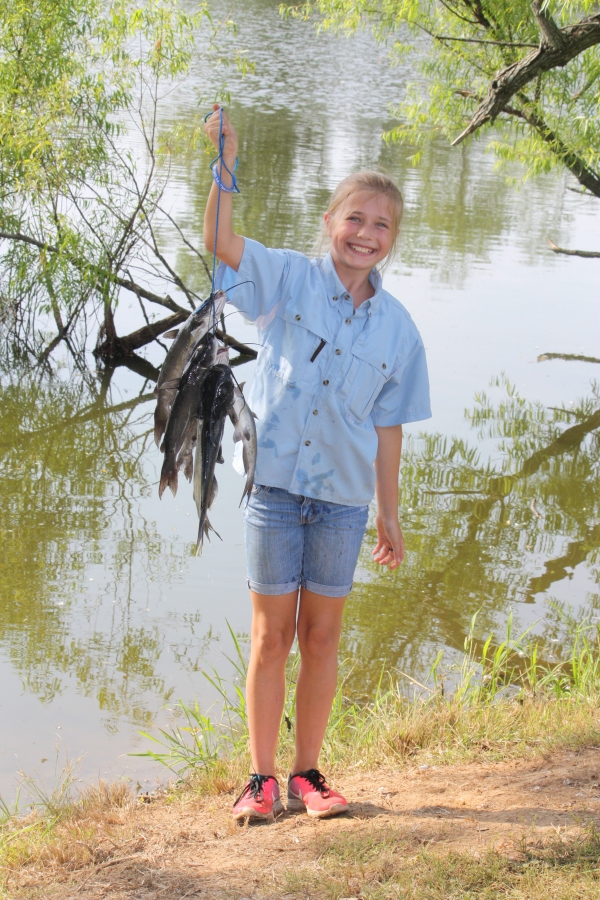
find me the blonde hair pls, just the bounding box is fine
[315,171,404,268]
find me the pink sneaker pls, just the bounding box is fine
[232,774,283,822]
[287,769,348,818]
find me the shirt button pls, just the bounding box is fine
[313,409,318,415]
[382,363,387,370]
[323,379,329,386]
[344,292,350,300]
[295,314,301,321]
[335,348,342,355]
[305,440,311,446]
[345,318,351,325]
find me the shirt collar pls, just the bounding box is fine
[317,252,384,313]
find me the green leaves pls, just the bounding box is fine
[299,0,600,195]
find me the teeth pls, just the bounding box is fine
[349,244,374,254]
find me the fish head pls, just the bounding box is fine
[215,344,230,366]
[191,291,227,331]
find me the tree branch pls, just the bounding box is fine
[431,32,537,48]
[538,352,600,363]
[458,97,600,197]
[531,0,566,51]
[547,239,600,259]
[452,13,600,145]
[0,230,189,314]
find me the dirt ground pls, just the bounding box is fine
[16,747,600,898]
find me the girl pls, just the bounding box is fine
[204,106,431,822]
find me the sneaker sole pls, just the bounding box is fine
[233,799,284,822]
[287,797,348,818]
[307,802,348,819]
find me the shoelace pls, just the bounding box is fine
[234,773,273,806]
[293,768,330,796]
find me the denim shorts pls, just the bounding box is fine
[244,485,369,598]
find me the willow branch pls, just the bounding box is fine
[0,230,189,313]
[452,13,600,145]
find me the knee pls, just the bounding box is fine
[252,627,293,666]
[298,625,339,663]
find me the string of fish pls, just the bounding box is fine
[152,108,256,554]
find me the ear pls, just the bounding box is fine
[323,211,332,235]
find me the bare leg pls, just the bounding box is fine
[293,588,346,773]
[246,590,298,775]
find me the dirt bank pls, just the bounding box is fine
[7,746,600,899]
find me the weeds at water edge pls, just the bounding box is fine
[134,611,600,782]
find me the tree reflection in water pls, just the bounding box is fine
[0,358,183,726]
[0,358,598,721]
[345,376,600,692]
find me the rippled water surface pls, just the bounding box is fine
[1,0,599,798]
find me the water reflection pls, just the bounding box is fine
[0,360,180,723]
[1,356,597,712]
[158,0,579,294]
[344,376,600,689]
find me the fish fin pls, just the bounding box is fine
[195,514,221,553]
[252,412,258,419]
[163,329,180,339]
[239,478,253,508]
[208,476,218,510]
[183,454,193,482]
[217,444,224,464]
[239,382,245,392]
[158,466,174,499]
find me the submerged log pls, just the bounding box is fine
[94,312,258,363]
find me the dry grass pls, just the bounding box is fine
[0,780,141,898]
[281,824,600,900]
[4,615,600,897]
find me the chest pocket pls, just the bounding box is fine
[273,303,329,385]
[344,347,387,425]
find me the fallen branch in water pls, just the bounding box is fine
[538,352,600,364]
[548,239,600,259]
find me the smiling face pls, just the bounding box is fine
[324,191,395,277]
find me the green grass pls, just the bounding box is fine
[133,610,600,788]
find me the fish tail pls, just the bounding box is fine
[195,514,221,552]
[159,458,178,498]
[158,471,168,499]
[239,480,252,507]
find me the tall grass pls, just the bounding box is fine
[135,612,600,780]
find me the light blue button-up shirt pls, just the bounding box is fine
[217,238,431,507]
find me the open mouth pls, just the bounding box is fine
[348,243,376,256]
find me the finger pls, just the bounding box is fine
[389,542,405,570]
[374,545,395,565]
[372,543,390,561]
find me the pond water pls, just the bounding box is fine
[1,0,599,800]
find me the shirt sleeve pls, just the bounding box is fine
[371,341,432,427]
[215,237,290,323]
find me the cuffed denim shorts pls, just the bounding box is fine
[244,485,369,598]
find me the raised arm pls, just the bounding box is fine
[373,424,404,570]
[203,104,245,272]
